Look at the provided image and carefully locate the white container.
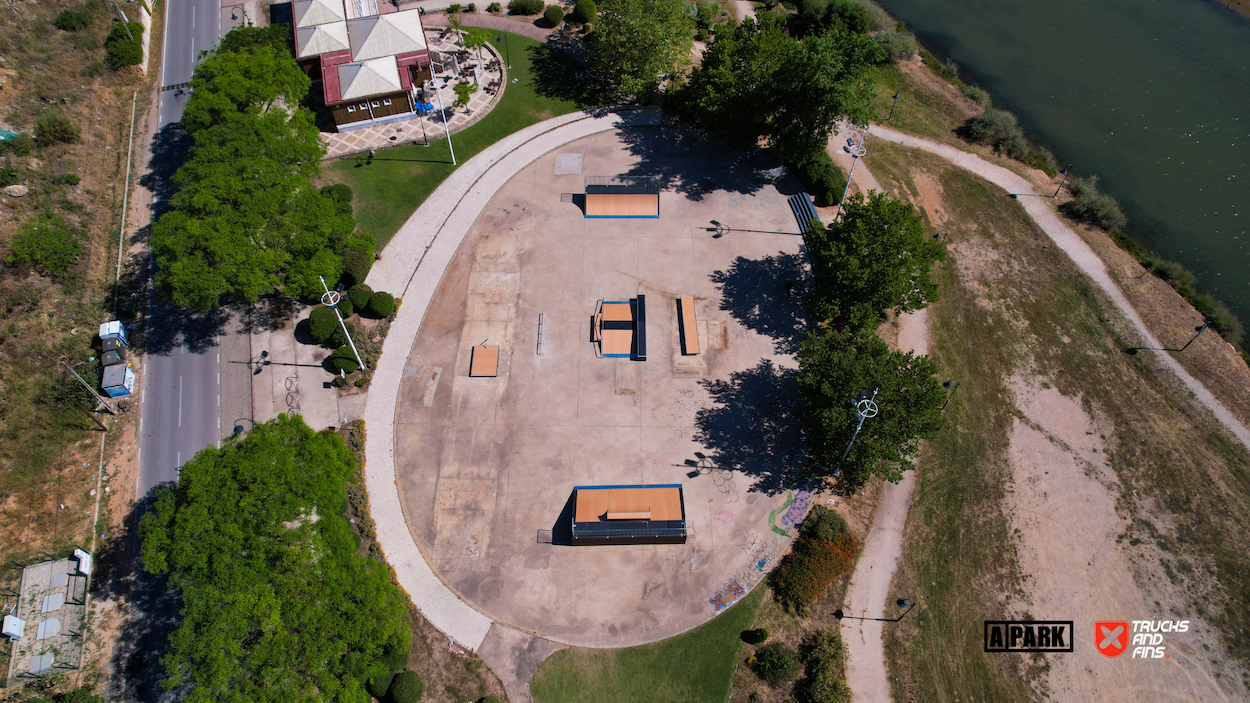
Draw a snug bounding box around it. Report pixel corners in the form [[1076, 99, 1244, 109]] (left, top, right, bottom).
[[101, 365, 136, 398], [98, 320, 129, 346]]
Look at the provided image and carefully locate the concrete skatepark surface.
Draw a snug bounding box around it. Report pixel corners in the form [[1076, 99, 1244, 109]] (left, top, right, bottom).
[[392, 128, 813, 647]]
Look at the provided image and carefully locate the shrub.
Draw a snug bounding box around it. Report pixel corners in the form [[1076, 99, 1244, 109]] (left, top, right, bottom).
[[799, 505, 848, 543], [388, 670, 425, 703], [0, 167, 16, 187], [791, 151, 847, 207], [1060, 175, 1127, 231], [488, 1, 502, 11], [52, 173, 81, 185], [330, 345, 361, 374], [308, 305, 339, 344], [1022, 148, 1058, 177], [81, 59, 107, 77], [748, 693, 764, 703], [2, 132, 34, 156], [340, 247, 374, 288], [796, 629, 850, 703], [34, 112, 81, 145], [330, 320, 357, 348], [321, 183, 354, 215], [336, 296, 354, 318], [448, 3, 462, 12], [544, 4, 564, 25], [960, 107, 1033, 159], [6, 211, 83, 278], [366, 290, 395, 318], [106, 22, 143, 68], [467, 2, 477, 10], [508, 0, 544, 14], [695, 27, 709, 42], [366, 670, 396, 699], [54, 9, 92, 31], [879, 30, 917, 62], [749, 643, 800, 686], [770, 532, 860, 611], [961, 84, 991, 107], [479, 697, 501, 703], [348, 283, 374, 309], [454, 82, 477, 108], [573, 0, 596, 22]]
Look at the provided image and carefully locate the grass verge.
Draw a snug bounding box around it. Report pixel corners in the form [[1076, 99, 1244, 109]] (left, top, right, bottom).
[[325, 32, 579, 248], [530, 586, 764, 703]]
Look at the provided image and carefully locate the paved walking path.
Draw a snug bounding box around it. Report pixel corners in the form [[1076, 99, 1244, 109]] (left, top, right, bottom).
[[362, 108, 661, 662], [871, 125, 1250, 450], [420, 11, 558, 42]]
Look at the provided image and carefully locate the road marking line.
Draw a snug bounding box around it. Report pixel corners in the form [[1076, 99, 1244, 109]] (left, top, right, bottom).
[[217, 353, 220, 363], [217, 416, 221, 429], [218, 394, 220, 407], [178, 376, 183, 428], [192, 6, 195, 29], [217, 372, 220, 385], [139, 417, 143, 433], [137, 447, 141, 464]]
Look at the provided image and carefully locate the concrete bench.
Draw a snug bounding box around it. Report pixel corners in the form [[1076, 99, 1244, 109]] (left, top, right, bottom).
[[678, 296, 699, 355]]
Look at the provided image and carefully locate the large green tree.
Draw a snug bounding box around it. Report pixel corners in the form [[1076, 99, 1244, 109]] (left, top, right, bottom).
[[797, 329, 944, 488], [140, 415, 411, 703], [151, 30, 370, 311], [681, 12, 884, 164], [805, 191, 946, 332], [588, 0, 694, 101]]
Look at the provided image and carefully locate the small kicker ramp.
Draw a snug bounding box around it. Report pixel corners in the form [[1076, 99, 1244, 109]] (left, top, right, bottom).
[[788, 192, 820, 232], [584, 176, 660, 219]]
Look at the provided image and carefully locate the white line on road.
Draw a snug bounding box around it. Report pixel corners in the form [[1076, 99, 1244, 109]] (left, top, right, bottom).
[[139, 417, 143, 433], [217, 372, 220, 385], [192, 6, 196, 29], [178, 376, 184, 428], [137, 447, 141, 463], [217, 353, 220, 363], [218, 416, 221, 429], [217, 394, 220, 407], [191, 39, 196, 66]]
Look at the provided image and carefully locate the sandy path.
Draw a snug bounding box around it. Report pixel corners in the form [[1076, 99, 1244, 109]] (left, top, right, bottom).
[[841, 309, 929, 701], [871, 125, 1250, 453], [829, 129, 883, 197], [731, 0, 757, 22]]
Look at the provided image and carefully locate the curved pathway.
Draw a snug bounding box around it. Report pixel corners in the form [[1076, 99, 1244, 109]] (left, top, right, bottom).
[[420, 11, 558, 42], [870, 125, 1250, 450], [363, 108, 661, 655]]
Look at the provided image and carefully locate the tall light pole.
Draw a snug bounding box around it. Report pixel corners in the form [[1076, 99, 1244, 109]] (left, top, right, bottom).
[[1052, 164, 1073, 198], [497, 34, 511, 69], [434, 85, 456, 165], [887, 90, 900, 121], [318, 276, 365, 373], [834, 388, 878, 477], [834, 125, 869, 221], [941, 379, 961, 411]]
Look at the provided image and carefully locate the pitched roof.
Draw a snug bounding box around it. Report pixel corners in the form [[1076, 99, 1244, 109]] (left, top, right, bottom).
[[347, 11, 427, 62], [343, 0, 380, 20], [296, 21, 350, 58], [337, 57, 403, 101], [293, 0, 346, 28]]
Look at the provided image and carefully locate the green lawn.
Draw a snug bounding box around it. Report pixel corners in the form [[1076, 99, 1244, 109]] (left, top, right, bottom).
[[328, 32, 581, 248], [530, 587, 764, 703]]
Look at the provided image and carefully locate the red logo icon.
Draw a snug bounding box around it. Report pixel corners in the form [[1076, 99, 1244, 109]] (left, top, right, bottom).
[[1096, 621, 1129, 658]]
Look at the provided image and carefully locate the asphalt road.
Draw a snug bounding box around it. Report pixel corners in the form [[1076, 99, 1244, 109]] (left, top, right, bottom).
[[137, 0, 225, 498]]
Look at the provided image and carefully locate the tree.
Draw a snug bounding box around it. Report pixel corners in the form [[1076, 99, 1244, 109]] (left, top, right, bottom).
[[309, 305, 339, 344], [387, 671, 425, 703], [463, 28, 492, 65], [680, 13, 884, 164], [797, 329, 944, 487], [573, 0, 596, 23], [139, 415, 411, 702], [805, 191, 945, 332], [151, 29, 370, 310], [588, 0, 694, 102], [544, 3, 564, 26]]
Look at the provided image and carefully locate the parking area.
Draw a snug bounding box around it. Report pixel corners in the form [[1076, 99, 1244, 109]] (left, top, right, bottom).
[[393, 127, 811, 647]]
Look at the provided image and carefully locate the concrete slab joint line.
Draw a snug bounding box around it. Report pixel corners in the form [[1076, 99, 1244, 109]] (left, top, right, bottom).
[[362, 107, 662, 652], [867, 125, 1250, 453]]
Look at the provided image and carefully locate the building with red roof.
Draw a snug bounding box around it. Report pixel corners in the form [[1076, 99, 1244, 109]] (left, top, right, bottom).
[[293, 0, 432, 130]]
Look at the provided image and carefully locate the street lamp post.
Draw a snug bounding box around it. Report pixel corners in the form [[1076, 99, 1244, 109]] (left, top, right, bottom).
[[834, 125, 869, 221], [835, 598, 916, 622], [1052, 164, 1073, 198], [60, 358, 116, 416], [318, 276, 366, 374], [497, 34, 511, 69], [434, 84, 457, 165], [887, 90, 900, 121], [1125, 322, 1209, 355], [941, 379, 961, 411], [834, 388, 879, 477]]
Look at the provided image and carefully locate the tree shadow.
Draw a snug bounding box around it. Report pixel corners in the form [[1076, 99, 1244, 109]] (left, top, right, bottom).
[[240, 296, 301, 335], [693, 359, 808, 496], [139, 123, 192, 217], [140, 295, 231, 355], [612, 125, 793, 203], [710, 252, 813, 355], [104, 487, 182, 703]]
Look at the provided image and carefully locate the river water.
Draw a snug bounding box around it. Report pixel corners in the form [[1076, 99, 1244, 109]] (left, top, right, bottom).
[[874, 0, 1250, 325]]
